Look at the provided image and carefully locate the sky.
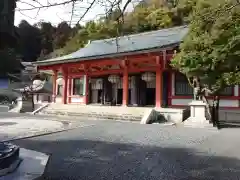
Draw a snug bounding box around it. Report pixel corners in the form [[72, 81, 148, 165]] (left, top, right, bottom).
[[15, 0, 136, 27]]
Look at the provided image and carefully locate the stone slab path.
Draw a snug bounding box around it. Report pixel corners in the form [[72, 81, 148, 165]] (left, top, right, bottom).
[[0, 117, 91, 142]]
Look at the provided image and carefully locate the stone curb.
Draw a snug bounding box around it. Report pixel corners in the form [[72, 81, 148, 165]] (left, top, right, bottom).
[[31, 103, 50, 115], [1, 124, 95, 143]]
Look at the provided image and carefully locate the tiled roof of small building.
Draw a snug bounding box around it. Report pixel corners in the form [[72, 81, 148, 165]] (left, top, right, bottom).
[[35, 25, 188, 65]]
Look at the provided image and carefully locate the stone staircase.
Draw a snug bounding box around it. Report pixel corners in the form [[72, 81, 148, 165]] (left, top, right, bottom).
[[38, 103, 152, 122]]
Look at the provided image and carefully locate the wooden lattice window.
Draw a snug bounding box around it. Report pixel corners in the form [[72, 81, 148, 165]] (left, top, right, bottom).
[[175, 73, 193, 96], [73, 78, 84, 95]]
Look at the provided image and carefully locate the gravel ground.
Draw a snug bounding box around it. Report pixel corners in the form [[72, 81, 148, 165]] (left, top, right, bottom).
[[0, 113, 93, 142], [9, 115, 240, 180]]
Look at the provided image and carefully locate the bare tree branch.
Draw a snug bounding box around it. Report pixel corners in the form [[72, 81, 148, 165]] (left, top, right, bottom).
[[69, 1, 76, 26], [16, 0, 135, 27], [76, 0, 97, 24], [16, 0, 78, 11]]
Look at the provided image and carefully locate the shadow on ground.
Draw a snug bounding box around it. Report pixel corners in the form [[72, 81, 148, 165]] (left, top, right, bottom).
[[13, 138, 240, 180], [218, 121, 240, 129]]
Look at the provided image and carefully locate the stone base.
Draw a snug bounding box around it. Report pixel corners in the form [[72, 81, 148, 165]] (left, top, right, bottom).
[[0, 143, 19, 171], [0, 148, 49, 180], [184, 117, 214, 128], [0, 159, 22, 177], [155, 108, 190, 124]]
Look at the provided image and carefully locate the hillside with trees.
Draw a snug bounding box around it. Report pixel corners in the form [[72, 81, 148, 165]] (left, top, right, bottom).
[[16, 0, 195, 62]]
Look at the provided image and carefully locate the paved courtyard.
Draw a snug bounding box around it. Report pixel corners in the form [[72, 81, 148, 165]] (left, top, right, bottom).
[[0, 112, 93, 141], [0, 112, 237, 180]]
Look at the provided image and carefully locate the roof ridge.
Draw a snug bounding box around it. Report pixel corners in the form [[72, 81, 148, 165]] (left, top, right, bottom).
[[91, 25, 188, 44]]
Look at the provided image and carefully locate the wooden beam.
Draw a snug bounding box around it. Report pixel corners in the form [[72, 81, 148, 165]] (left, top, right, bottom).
[[88, 67, 157, 76]]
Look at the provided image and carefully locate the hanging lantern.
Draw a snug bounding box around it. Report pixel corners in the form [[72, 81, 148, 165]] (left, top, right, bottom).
[[108, 75, 120, 84], [141, 72, 156, 82], [56, 78, 63, 85]]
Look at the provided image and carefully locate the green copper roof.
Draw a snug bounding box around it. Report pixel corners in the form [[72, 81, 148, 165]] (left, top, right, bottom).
[[36, 25, 188, 66]]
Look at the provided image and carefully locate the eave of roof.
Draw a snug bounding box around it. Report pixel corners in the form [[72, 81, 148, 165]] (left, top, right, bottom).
[[35, 25, 188, 66], [35, 43, 180, 66]]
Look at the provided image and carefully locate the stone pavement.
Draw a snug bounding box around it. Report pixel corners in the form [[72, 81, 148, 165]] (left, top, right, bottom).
[[0, 113, 93, 142], [12, 119, 240, 180], [2, 112, 240, 179]]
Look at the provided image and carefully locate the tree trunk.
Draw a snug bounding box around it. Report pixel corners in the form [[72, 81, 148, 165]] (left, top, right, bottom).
[[31, 94, 34, 112], [202, 95, 212, 121], [211, 95, 220, 127], [215, 96, 220, 127]]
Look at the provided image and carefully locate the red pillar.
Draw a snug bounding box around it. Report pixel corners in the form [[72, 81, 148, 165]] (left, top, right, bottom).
[[52, 70, 57, 103], [62, 69, 68, 104], [84, 75, 89, 105], [68, 77, 72, 103], [155, 68, 163, 108], [167, 71, 172, 107], [122, 68, 129, 106]]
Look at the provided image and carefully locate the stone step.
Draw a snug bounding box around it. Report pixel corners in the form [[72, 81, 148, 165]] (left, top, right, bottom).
[[39, 104, 149, 122], [40, 111, 143, 121]]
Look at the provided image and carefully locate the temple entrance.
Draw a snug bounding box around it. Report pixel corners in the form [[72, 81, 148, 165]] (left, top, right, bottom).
[[116, 89, 122, 105], [146, 88, 155, 106], [97, 89, 102, 103], [89, 78, 103, 104], [89, 72, 159, 107]]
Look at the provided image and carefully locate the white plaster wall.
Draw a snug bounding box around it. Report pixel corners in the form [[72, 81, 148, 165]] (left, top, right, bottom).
[[234, 85, 239, 96], [71, 97, 84, 103], [172, 98, 239, 107], [171, 99, 192, 106], [55, 97, 62, 103]]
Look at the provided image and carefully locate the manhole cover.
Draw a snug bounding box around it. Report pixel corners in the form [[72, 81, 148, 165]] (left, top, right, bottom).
[[0, 122, 17, 126]]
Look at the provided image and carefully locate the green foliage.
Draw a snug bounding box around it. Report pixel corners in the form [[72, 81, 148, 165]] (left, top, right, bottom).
[[50, 0, 198, 57], [0, 48, 22, 75], [171, 0, 240, 93], [15, 0, 198, 61], [38, 22, 54, 55], [53, 21, 72, 49], [17, 20, 42, 62], [0, 0, 22, 75], [146, 7, 173, 29]]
